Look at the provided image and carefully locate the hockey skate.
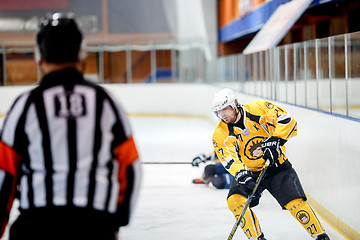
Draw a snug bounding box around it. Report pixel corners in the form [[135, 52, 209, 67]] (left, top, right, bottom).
[[315, 233, 330, 240], [258, 233, 266, 240], [192, 178, 206, 184]]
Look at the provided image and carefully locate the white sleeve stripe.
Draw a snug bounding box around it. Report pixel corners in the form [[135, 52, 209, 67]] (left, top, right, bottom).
[[0, 170, 6, 192], [1, 93, 30, 146], [129, 159, 142, 217], [104, 89, 132, 138], [277, 114, 292, 124], [285, 121, 297, 140], [117, 104, 131, 138]]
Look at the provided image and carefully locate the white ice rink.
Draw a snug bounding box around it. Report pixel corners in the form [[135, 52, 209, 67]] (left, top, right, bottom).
[[120, 117, 347, 240], [0, 116, 348, 240]]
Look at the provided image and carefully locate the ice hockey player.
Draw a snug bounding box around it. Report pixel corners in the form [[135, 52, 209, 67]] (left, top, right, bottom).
[[191, 151, 234, 189], [211, 88, 330, 240], [0, 13, 141, 240]]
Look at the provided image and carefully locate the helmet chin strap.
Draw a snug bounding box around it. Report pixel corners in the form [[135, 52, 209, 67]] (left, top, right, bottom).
[[232, 106, 242, 124]]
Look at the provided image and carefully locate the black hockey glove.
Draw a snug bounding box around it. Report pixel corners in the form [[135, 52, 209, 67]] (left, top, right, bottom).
[[191, 153, 214, 167], [261, 136, 285, 167], [235, 170, 255, 193]]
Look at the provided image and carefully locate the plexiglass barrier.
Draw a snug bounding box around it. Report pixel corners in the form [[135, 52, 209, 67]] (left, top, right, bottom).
[[208, 32, 360, 119]]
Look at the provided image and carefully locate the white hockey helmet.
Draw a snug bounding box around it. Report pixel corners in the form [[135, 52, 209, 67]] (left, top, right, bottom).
[[211, 88, 238, 115]]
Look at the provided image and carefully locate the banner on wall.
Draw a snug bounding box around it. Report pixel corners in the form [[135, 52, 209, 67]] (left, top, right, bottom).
[[0, 0, 68, 10], [243, 0, 312, 54], [239, 0, 265, 17]]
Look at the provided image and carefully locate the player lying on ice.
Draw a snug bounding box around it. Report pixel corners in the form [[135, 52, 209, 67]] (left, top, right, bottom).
[[211, 88, 330, 240], [191, 151, 234, 189]]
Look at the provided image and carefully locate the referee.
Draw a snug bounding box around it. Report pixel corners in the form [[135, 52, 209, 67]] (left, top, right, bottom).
[[0, 13, 141, 240]]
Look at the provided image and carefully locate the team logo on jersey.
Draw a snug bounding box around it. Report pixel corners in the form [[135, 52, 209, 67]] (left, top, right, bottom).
[[244, 136, 265, 161], [243, 128, 250, 136], [265, 101, 274, 109], [296, 210, 310, 225]]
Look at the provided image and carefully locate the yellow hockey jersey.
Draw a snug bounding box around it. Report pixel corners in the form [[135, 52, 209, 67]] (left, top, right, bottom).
[[212, 100, 297, 176]]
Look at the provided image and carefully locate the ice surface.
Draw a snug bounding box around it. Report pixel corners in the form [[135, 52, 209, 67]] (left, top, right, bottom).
[[120, 117, 348, 240], [0, 116, 349, 240]]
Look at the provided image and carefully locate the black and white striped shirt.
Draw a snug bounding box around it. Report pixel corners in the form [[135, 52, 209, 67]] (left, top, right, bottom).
[[0, 68, 141, 232]]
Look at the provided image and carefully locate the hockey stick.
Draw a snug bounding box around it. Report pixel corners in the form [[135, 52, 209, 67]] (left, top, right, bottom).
[[142, 151, 216, 165], [204, 150, 215, 157], [226, 160, 270, 240], [142, 161, 191, 164]]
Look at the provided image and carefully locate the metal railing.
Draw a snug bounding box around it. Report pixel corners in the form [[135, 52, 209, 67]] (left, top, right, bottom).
[[208, 31, 360, 119], [0, 38, 206, 85]]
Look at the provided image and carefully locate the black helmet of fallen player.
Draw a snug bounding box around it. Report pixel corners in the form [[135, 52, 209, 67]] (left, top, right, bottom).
[[36, 12, 84, 63]]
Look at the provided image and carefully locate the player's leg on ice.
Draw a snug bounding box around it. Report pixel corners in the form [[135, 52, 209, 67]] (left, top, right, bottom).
[[227, 194, 265, 240], [266, 164, 330, 240], [205, 163, 233, 189], [192, 164, 215, 185], [285, 198, 330, 240]]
